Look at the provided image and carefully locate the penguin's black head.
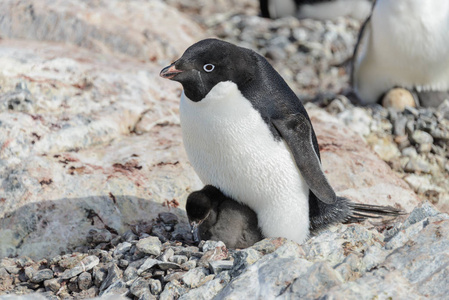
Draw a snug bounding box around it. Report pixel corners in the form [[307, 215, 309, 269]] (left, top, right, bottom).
[[160, 38, 256, 102], [186, 190, 213, 224]]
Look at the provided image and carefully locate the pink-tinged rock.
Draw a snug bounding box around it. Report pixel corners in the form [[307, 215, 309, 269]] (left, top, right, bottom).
[[0, 0, 204, 62], [307, 106, 420, 212], [0, 39, 202, 259]]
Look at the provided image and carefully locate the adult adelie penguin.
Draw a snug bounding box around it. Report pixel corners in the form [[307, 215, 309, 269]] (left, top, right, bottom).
[[160, 38, 399, 244], [259, 0, 372, 21], [352, 0, 449, 106]]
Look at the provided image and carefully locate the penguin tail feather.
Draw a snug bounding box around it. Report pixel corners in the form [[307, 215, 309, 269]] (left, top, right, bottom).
[[345, 201, 405, 224]]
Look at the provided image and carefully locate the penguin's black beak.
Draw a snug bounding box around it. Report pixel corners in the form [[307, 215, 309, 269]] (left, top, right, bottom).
[[160, 62, 183, 80], [190, 221, 202, 243]]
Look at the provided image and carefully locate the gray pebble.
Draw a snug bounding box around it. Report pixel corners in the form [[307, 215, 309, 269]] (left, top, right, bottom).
[[43, 278, 60, 293], [201, 241, 225, 253], [130, 277, 150, 298], [24, 266, 35, 281], [160, 248, 175, 262], [149, 278, 162, 295], [137, 236, 162, 256], [60, 256, 99, 280], [157, 262, 181, 271], [114, 242, 132, 256], [405, 156, 431, 173], [30, 269, 54, 283], [159, 212, 179, 225], [181, 267, 209, 288], [411, 130, 434, 145], [78, 272, 92, 291], [169, 255, 188, 265], [93, 265, 107, 287], [87, 228, 113, 244], [137, 258, 159, 275], [99, 262, 122, 293], [209, 260, 234, 274]]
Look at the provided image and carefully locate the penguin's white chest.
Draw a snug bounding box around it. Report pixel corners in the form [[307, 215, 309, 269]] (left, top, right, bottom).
[[179, 81, 310, 244]]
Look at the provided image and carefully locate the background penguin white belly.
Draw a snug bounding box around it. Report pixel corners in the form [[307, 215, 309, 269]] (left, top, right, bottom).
[[352, 0, 449, 104], [260, 0, 372, 21], [180, 81, 311, 244]]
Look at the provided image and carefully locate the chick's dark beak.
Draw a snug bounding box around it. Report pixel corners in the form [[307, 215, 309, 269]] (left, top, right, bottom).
[[160, 62, 183, 80], [190, 221, 202, 244]]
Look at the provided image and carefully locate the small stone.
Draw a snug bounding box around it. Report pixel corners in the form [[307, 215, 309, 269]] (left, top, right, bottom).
[[157, 262, 181, 271], [230, 248, 263, 277], [139, 290, 157, 300], [44, 278, 60, 293], [181, 259, 197, 271], [149, 278, 162, 295], [68, 276, 80, 293], [201, 241, 226, 253], [124, 266, 139, 282], [16, 257, 33, 268], [130, 277, 150, 298], [393, 115, 408, 136], [78, 272, 92, 291], [174, 246, 200, 257], [99, 262, 123, 294], [411, 130, 434, 145], [382, 88, 416, 111], [418, 143, 432, 153], [30, 269, 54, 283], [118, 259, 129, 269], [114, 242, 132, 256], [137, 236, 162, 256], [159, 212, 179, 225], [164, 271, 186, 282], [93, 265, 108, 287], [4, 265, 20, 275], [60, 256, 99, 279], [401, 146, 418, 157], [160, 248, 175, 262], [100, 280, 127, 296], [122, 230, 139, 242], [137, 258, 159, 275], [87, 228, 113, 244], [405, 156, 431, 173], [209, 260, 234, 274], [24, 266, 36, 280], [169, 255, 188, 265], [181, 267, 209, 288]]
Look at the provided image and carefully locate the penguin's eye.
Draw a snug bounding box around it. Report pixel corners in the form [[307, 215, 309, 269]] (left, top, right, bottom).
[[203, 64, 215, 72]]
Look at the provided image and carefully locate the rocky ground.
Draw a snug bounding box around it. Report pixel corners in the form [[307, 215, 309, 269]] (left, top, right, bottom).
[[1, 0, 448, 299]]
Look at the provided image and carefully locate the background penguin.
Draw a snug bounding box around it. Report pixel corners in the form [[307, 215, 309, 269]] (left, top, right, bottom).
[[186, 185, 263, 249], [352, 0, 449, 106], [259, 0, 372, 21], [160, 38, 401, 245]]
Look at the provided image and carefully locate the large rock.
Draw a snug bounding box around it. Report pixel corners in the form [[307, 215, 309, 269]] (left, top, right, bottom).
[[0, 0, 204, 62], [307, 106, 420, 212], [0, 2, 204, 259]]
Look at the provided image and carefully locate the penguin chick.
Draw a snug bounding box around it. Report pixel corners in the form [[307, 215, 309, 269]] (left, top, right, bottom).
[[352, 0, 449, 106], [186, 185, 264, 249]]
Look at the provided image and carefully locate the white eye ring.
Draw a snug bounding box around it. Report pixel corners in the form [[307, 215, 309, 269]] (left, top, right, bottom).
[[203, 64, 215, 72]]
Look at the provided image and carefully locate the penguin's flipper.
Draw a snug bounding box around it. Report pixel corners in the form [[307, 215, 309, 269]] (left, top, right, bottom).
[[272, 114, 337, 204]]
